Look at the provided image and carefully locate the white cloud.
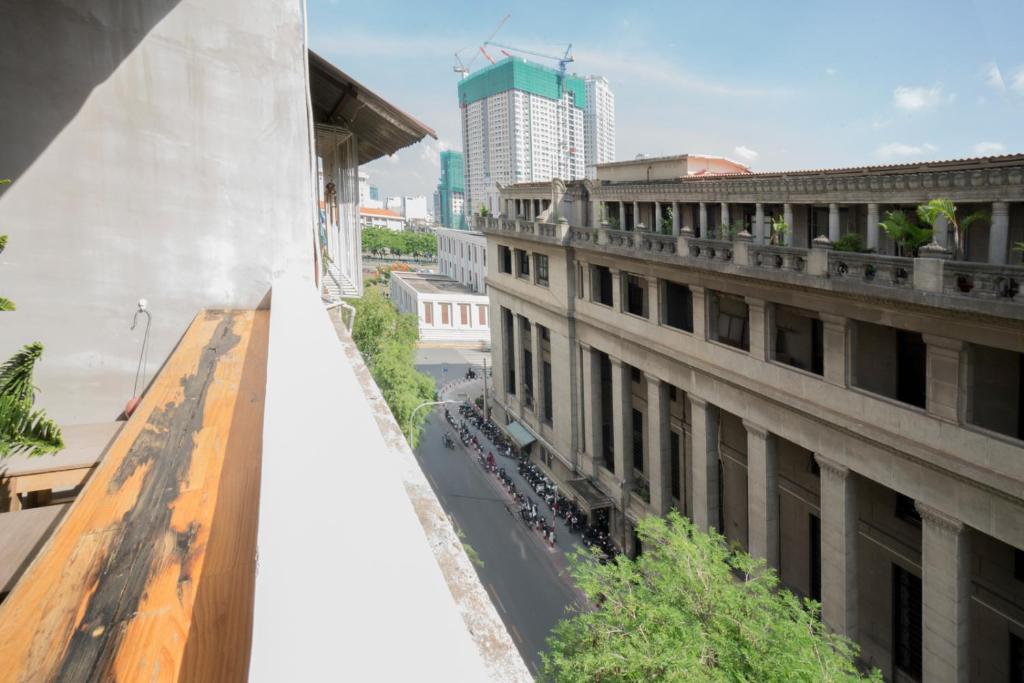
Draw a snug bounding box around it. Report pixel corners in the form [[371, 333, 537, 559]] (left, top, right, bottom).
[[824, 67, 837, 77], [875, 142, 938, 158], [1012, 66, 1024, 94], [984, 63, 1006, 91], [972, 141, 1006, 155], [892, 84, 952, 111], [733, 145, 759, 161]]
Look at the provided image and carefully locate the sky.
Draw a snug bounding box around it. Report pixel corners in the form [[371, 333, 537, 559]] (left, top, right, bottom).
[[309, 0, 1024, 202]]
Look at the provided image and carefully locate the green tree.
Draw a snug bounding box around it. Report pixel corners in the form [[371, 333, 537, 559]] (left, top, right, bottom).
[[879, 210, 932, 257], [350, 287, 435, 446], [544, 512, 881, 683], [769, 215, 790, 246], [0, 180, 64, 457], [361, 227, 388, 258], [915, 198, 986, 260]]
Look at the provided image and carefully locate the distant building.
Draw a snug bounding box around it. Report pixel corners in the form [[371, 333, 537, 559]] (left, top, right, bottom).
[[437, 150, 467, 229], [458, 57, 586, 217], [403, 195, 429, 221], [369, 185, 380, 201], [437, 227, 486, 294], [390, 272, 489, 346], [584, 76, 615, 178], [359, 207, 405, 231]]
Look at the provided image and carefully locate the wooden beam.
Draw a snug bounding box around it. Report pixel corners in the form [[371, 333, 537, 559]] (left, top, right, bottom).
[[0, 309, 268, 682]]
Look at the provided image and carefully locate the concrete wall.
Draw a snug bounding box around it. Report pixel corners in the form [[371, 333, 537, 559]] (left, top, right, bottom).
[[0, 1, 316, 425]]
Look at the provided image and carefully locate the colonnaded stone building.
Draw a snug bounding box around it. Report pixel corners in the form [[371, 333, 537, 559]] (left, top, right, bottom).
[[479, 153, 1024, 683]]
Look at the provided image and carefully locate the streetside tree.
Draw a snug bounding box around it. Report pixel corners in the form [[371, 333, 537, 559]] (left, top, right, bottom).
[[544, 511, 882, 683]]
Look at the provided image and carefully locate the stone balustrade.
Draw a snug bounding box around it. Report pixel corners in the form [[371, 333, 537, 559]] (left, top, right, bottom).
[[942, 261, 1023, 301], [687, 237, 734, 262], [748, 244, 808, 273], [829, 251, 914, 288]]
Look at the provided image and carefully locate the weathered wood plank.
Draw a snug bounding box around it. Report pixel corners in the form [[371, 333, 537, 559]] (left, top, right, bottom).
[[0, 310, 267, 682]]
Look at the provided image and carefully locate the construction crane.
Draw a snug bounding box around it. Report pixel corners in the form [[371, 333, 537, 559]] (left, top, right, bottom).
[[453, 14, 510, 78], [483, 41, 574, 75]]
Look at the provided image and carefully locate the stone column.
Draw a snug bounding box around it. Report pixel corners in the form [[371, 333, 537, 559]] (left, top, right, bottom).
[[531, 321, 543, 417], [591, 200, 601, 228], [609, 266, 622, 312], [745, 297, 769, 361], [654, 201, 662, 233], [916, 502, 970, 683], [989, 201, 1009, 265], [744, 420, 778, 569], [512, 314, 525, 408], [646, 374, 671, 515], [828, 202, 840, 242], [646, 276, 660, 322], [721, 202, 730, 232], [581, 343, 601, 476], [866, 203, 880, 252], [815, 454, 858, 640], [783, 203, 794, 247], [632, 201, 640, 231], [820, 314, 848, 387], [754, 203, 765, 244], [610, 357, 633, 485], [671, 201, 680, 236], [691, 285, 707, 340], [699, 202, 708, 237], [689, 395, 720, 533], [933, 214, 950, 250], [923, 334, 963, 424], [618, 201, 625, 229]]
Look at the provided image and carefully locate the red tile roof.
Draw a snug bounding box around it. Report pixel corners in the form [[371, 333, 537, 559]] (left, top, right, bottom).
[[360, 207, 404, 219]]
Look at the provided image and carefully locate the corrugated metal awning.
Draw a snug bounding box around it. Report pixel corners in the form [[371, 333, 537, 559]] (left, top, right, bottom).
[[506, 421, 535, 449], [566, 478, 613, 511]]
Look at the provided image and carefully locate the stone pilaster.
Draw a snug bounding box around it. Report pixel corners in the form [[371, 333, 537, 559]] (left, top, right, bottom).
[[691, 285, 707, 340], [699, 202, 708, 237], [512, 314, 525, 410], [866, 203, 880, 252], [815, 454, 858, 640], [754, 203, 765, 244], [671, 201, 680, 236], [618, 201, 625, 229], [745, 420, 779, 569], [646, 374, 671, 516], [581, 343, 601, 477], [916, 502, 970, 683], [646, 276, 660, 322], [721, 202, 730, 231], [689, 395, 720, 533], [820, 313, 848, 387], [989, 201, 1009, 265], [632, 201, 640, 232], [828, 202, 840, 242], [531, 321, 543, 418], [654, 201, 661, 233], [610, 357, 633, 485], [745, 297, 769, 362], [923, 334, 963, 424], [609, 266, 622, 312]]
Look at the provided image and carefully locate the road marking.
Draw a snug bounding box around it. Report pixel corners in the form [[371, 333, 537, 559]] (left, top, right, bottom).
[[509, 623, 524, 645], [485, 583, 507, 613]]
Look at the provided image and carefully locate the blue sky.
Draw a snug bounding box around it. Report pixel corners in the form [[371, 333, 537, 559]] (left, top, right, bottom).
[[309, 0, 1024, 201]]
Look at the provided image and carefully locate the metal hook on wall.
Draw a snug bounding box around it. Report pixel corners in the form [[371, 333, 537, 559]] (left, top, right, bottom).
[[126, 299, 152, 417]]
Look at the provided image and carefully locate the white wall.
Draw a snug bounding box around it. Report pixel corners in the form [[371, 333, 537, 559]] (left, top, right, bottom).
[[391, 275, 489, 345], [0, 0, 316, 425], [436, 229, 488, 294]]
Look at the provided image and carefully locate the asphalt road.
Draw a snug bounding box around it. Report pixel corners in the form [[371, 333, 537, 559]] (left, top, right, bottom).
[[415, 350, 583, 679]]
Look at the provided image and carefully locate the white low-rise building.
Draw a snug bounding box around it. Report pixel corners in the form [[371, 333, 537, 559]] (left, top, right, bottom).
[[390, 272, 489, 346], [360, 207, 405, 231], [437, 228, 487, 294]]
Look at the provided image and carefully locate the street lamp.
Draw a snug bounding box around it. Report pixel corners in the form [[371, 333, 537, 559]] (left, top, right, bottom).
[[407, 399, 462, 443]]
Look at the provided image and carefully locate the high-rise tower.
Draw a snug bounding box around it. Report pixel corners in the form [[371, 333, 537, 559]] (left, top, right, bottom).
[[584, 75, 615, 177]]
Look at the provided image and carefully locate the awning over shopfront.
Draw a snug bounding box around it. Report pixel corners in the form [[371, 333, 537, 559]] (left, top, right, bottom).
[[566, 478, 613, 512], [506, 421, 536, 449]]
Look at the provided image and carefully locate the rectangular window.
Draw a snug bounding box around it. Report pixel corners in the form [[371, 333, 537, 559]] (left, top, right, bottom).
[[503, 308, 515, 395], [459, 304, 470, 326], [772, 305, 824, 376], [1011, 633, 1024, 683], [591, 265, 613, 306], [478, 305, 487, 326], [809, 514, 821, 602], [967, 344, 1023, 440], [535, 254, 549, 286], [523, 348, 534, 408], [600, 352, 614, 471], [576, 262, 584, 298], [516, 249, 530, 278], [670, 431, 681, 502], [423, 302, 433, 325], [625, 274, 647, 317], [893, 564, 923, 681], [895, 493, 922, 526], [710, 291, 750, 351], [543, 361, 553, 424], [851, 321, 926, 408], [498, 245, 512, 274], [664, 281, 693, 332], [440, 304, 451, 326], [632, 408, 644, 473]]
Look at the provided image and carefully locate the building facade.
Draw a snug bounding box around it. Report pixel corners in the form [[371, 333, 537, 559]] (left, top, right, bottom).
[[390, 272, 490, 345], [437, 227, 487, 294], [584, 76, 615, 178], [437, 150, 467, 229], [403, 195, 429, 221], [481, 154, 1024, 683], [458, 58, 587, 218], [360, 207, 405, 231]]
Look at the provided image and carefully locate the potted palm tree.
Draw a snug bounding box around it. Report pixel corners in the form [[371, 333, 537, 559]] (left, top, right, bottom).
[[879, 210, 933, 257], [915, 198, 986, 260]]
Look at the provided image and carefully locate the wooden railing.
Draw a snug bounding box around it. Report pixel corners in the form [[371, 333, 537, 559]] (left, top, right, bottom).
[[0, 310, 268, 681]]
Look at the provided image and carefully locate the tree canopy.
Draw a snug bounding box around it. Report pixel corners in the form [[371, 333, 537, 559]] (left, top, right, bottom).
[[544, 511, 881, 682], [350, 287, 435, 446], [361, 227, 437, 259]]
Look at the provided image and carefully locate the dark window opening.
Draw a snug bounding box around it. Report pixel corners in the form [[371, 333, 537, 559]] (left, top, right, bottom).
[[664, 281, 694, 332], [1011, 633, 1024, 683], [893, 564, 923, 681], [968, 344, 1023, 440], [503, 308, 515, 394], [851, 321, 926, 409], [809, 514, 822, 602], [535, 254, 549, 286], [516, 249, 530, 278], [896, 330, 927, 408], [773, 305, 824, 375], [1015, 548, 1024, 582], [523, 348, 534, 408], [710, 292, 749, 351], [599, 352, 614, 471], [543, 361, 553, 424], [895, 493, 921, 527], [670, 431, 681, 502], [631, 367, 641, 383], [625, 273, 647, 317], [592, 265, 613, 306], [498, 246, 512, 274], [632, 408, 644, 473]]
